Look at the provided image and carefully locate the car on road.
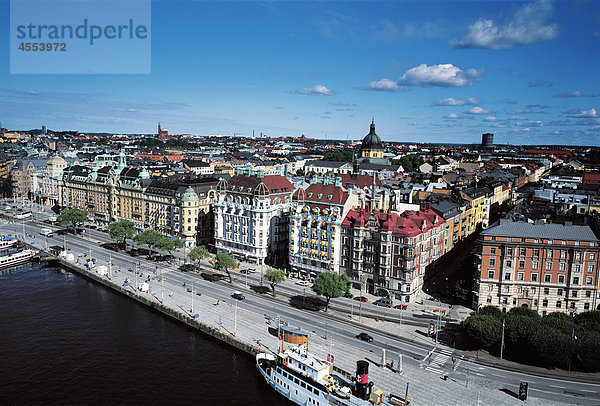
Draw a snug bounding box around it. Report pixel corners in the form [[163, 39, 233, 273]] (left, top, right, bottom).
[[393, 304, 408, 310], [353, 296, 368, 302], [356, 332, 373, 342], [240, 269, 249, 274], [296, 280, 311, 287], [43, 219, 52, 224], [232, 291, 245, 300]]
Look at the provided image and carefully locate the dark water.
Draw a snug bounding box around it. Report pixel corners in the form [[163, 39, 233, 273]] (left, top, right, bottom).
[[0, 263, 288, 405]]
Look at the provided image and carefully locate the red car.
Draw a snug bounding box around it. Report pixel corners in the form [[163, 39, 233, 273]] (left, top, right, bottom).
[[354, 296, 368, 302], [43, 219, 51, 224], [393, 304, 408, 310]]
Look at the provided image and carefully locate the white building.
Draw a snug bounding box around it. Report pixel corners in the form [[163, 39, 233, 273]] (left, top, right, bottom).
[[289, 176, 359, 278], [214, 168, 295, 268]]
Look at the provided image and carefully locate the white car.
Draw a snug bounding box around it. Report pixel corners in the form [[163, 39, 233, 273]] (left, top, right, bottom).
[[296, 280, 311, 287]]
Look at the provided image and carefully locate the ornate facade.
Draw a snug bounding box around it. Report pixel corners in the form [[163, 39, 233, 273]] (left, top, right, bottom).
[[213, 168, 294, 267]]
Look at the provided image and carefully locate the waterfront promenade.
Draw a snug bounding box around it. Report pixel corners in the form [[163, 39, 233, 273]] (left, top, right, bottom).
[[1, 215, 598, 405]]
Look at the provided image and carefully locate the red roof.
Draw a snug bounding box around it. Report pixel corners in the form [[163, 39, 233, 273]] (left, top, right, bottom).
[[338, 174, 383, 189], [292, 182, 349, 210], [341, 208, 444, 237], [583, 172, 600, 185]]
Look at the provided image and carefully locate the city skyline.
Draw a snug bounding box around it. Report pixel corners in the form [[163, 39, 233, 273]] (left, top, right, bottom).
[[1, 0, 599, 145]]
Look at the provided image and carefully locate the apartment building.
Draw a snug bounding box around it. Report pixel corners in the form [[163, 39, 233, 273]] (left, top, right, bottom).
[[213, 168, 295, 268], [475, 220, 600, 315], [288, 176, 359, 278], [340, 207, 445, 302], [58, 154, 218, 247]]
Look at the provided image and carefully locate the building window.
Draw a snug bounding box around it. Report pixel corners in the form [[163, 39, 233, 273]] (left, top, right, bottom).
[[544, 287, 550, 294], [503, 286, 510, 293], [542, 299, 548, 307], [586, 276, 593, 285], [558, 275, 565, 284], [531, 273, 538, 282], [556, 301, 562, 308], [489, 258, 496, 266], [588, 264, 595, 273], [488, 285, 494, 291], [584, 303, 590, 310], [506, 260, 512, 268], [486, 297, 492, 303], [560, 251, 566, 259], [517, 286, 523, 294], [531, 287, 536, 295], [488, 270, 494, 279], [532, 261, 539, 269], [547, 250, 552, 258], [557, 289, 563, 296], [506, 248, 513, 256], [544, 274, 551, 283], [573, 277, 579, 285], [534, 249, 540, 257], [519, 260, 525, 269], [545, 262, 552, 270], [491, 247, 496, 255], [517, 272, 524, 281], [520, 248, 526, 256], [575, 252, 582, 261], [559, 263, 565, 271], [574, 264, 581, 273], [591, 253, 596, 260], [572, 290, 578, 298], [504, 273, 511, 281], [586, 290, 592, 298], [570, 302, 576, 309]]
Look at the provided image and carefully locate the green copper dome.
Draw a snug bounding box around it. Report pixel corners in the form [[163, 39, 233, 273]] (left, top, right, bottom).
[[181, 186, 199, 202]]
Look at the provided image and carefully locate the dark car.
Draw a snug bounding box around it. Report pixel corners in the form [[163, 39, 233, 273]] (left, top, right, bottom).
[[356, 332, 373, 342], [354, 296, 368, 302], [43, 219, 51, 224], [232, 291, 245, 300]]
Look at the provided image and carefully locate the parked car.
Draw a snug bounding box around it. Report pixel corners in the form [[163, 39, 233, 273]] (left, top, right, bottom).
[[374, 298, 393, 308], [232, 291, 245, 300], [354, 296, 368, 302], [296, 280, 311, 287], [356, 332, 373, 342], [393, 304, 408, 310], [43, 219, 52, 224]]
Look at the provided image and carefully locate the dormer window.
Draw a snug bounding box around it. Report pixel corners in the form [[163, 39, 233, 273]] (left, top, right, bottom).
[[327, 195, 332, 200], [307, 193, 313, 198], [318, 194, 322, 199]]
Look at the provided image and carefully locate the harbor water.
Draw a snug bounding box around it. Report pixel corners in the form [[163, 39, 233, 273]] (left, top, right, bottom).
[[0, 262, 288, 405]]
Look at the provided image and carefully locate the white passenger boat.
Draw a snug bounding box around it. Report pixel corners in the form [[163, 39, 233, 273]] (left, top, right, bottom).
[[0, 249, 38, 268], [257, 344, 396, 406], [0, 237, 18, 249]]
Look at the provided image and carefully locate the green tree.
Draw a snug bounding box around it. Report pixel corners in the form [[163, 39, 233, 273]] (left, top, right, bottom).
[[312, 272, 351, 312], [295, 168, 304, 176], [264, 268, 286, 296], [391, 154, 423, 172], [57, 208, 88, 233], [478, 305, 504, 319], [108, 219, 136, 250], [133, 229, 163, 259], [542, 312, 574, 334], [462, 314, 502, 350], [188, 245, 211, 271], [214, 251, 238, 283], [155, 237, 184, 262]]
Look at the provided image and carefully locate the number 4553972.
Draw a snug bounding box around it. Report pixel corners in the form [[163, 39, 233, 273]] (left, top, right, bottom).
[[18, 42, 66, 52]]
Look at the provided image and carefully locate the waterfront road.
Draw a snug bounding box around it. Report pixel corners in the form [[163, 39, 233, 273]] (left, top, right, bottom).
[[3, 218, 600, 404]]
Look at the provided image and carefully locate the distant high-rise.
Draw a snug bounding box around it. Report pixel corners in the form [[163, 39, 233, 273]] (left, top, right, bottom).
[[42, 126, 47, 136], [482, 133, 494, 148]]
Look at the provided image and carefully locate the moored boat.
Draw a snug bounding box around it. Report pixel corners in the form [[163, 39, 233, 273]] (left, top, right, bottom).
[[0, 249, 38, 268]]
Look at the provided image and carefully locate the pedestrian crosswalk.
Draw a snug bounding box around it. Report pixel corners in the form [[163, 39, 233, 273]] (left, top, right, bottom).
[[425, 348, 453, 375]]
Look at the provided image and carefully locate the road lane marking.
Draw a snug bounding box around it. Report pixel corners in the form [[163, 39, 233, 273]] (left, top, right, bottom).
[[549, 385, 566, 389], [581, 390, 596, 393]]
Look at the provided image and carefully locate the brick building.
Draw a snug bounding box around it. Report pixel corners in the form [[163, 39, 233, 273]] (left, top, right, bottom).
[[475, 220, 600, 315]]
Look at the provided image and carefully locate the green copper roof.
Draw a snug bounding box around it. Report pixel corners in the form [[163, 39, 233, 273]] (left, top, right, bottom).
[[181, 186, 199, 202]]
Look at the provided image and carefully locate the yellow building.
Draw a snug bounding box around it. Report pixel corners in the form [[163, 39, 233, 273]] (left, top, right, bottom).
[[460, 188, 487, 230], [58, 155, 218, 248]]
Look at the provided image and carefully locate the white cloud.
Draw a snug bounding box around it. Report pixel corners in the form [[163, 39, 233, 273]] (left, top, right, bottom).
[[26, 90, 39, 95], [566, 108, 597, 118], [445, 113, 459, 119], [553, 90, 599, 98], [451, 0, 559, 50], [484, 116, 497, 122], [399, 64, 484, 87], [127, 108, 137, 112], [465, 107, 492, 115], [295, 85, 335, 96], [434, 97, 479, 106], [363, 79, 408, 93]]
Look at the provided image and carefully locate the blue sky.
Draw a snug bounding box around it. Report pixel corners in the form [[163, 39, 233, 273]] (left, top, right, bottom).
[[1, 0, 599, 145]]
